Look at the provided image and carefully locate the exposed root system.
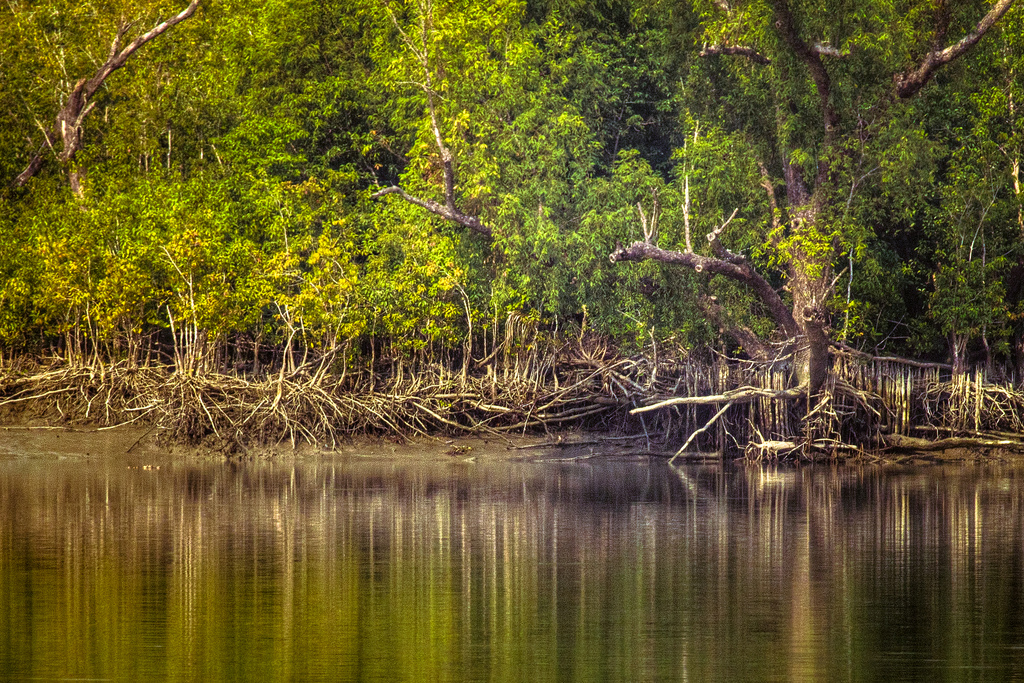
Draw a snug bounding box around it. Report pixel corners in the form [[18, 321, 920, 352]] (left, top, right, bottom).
[[0, 344, 664, 449], [2, 342, 1023, 460]]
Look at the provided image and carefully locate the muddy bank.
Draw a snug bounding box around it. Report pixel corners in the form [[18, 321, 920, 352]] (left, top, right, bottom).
[[4, 422, 1024, 468], [0, 423, 672, 466]]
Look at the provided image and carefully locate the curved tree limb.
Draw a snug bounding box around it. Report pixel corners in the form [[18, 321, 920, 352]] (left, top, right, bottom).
[[609, 238, 801, 340], [13, 0, 202, 190], [896, 0, 1016, 98], [611, 202, 799, 342]]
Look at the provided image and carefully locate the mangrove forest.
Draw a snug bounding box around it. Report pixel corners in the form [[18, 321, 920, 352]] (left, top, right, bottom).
[[3, 0, 1024, 457]]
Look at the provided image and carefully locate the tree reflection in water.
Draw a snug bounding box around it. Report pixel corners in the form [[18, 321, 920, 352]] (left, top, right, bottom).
[[1, 456, 1023, 680]]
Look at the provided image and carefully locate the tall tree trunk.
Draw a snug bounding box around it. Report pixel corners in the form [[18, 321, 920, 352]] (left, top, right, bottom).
[[950, 332, 969, 375]]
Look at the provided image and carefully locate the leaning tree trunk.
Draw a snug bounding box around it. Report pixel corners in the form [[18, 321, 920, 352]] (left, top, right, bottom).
[[12, 0, 201, 194], [638, 0, 1016, 403]]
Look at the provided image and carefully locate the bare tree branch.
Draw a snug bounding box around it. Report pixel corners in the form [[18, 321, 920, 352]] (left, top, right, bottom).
[[705, 208, 740, 261], [609, 238, 801, 340], [372, 0, 491, 237], [13, 0, 202, 190], [896, 0, 1016, 98], [699, 45, 770, 64], [637, 190, 659, 243], [371, 186, 492, 236], [812, 43, 848, 58]]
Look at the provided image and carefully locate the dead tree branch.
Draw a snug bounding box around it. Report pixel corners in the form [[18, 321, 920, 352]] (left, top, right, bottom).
[[14, 0, 202, 191], [699, 45, 770, 64], [812, 43, 848, 58], [632, 384, 807, 414], [896, 0, 1016, 98], [371, 0, 492, 237]]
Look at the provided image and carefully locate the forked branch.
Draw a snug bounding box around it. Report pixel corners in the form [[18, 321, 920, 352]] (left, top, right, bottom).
[[637, 190, 660, 243], [896, 0, 1016, 98], [14, 0, 202, 189], [371, 0, 492, 237]]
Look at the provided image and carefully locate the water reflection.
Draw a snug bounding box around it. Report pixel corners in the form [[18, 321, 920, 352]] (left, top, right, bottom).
[[2, 454, 1024, 681]]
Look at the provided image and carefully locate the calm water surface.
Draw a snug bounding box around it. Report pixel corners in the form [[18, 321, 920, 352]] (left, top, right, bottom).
[[2, 436, 1024, 681]]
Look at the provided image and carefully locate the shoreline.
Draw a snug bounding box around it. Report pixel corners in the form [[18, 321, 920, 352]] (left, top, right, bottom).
[[0, 421, 661, 464], [3, 422, 1023, 467], [3, 357, 1024, 462]]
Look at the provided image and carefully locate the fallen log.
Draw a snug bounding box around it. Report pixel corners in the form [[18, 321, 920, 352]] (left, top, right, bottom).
[[632, 384, 806, 415], [910, 426, 1024, 440], [882, 433, 1024, 452]]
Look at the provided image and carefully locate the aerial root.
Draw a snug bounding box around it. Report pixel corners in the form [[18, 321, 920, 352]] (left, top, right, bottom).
[[670, 400, 734, 463], [3, 350, 1023, 459], [0, 351, 664, 448]]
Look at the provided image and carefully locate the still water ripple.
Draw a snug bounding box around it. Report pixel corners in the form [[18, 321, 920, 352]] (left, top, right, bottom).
[[1, 453, 1024, 681]]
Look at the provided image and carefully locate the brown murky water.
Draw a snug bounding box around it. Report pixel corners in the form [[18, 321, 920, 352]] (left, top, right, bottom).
[[2, 429, 1024, 681]]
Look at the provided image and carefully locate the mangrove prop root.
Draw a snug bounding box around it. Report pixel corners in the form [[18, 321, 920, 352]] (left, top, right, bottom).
[[0, 350, 664, 446], [1, 345, 1022, 459], [670, 400, 734, 463]]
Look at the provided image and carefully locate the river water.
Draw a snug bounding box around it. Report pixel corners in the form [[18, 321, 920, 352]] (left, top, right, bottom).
[[1, 433, 1024, 681]]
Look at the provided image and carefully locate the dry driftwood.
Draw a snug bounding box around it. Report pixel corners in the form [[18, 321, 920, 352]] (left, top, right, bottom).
[[882, 433, 1024, 453], [632, 385, 806, 414]]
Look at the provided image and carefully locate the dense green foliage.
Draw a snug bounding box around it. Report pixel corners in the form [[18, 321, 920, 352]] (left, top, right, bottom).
[[1, 0, 1022, 372]]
